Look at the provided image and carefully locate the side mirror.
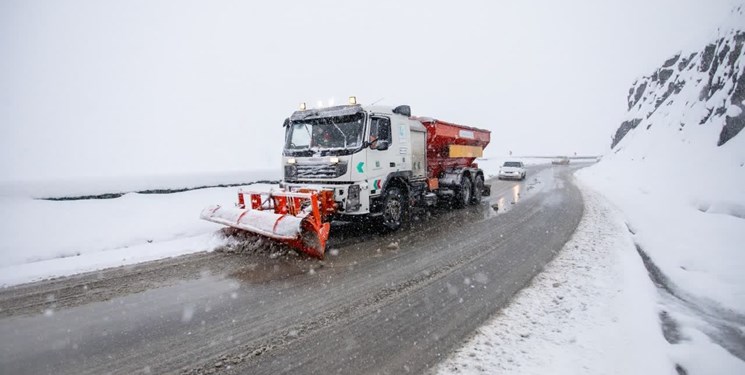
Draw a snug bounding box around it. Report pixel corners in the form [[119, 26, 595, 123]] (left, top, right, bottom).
[[392, 105, 411, 117], [375, 140, 390, 151]]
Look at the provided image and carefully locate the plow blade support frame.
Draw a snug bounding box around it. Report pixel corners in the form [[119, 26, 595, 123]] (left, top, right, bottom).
[[200, 205, 304, 241]]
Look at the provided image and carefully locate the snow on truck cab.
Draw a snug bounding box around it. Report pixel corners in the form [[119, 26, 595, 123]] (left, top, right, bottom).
[[201, 98, 491, 259]]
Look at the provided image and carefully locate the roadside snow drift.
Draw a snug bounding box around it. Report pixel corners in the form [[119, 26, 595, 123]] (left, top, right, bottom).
[[0, 182, 276, 287], [437, 187, 673, 375]]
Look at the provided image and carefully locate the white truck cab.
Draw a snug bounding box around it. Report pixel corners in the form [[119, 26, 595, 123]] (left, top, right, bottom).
[[280, 104, 426, 222]]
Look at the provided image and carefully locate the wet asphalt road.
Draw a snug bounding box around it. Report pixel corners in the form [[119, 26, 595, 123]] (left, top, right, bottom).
[[0, 165, 585, 375]]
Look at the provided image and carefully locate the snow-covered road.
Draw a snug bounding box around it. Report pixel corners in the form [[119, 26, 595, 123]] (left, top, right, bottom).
[[3, 160, 741, 374], [0, 164, 585, 374]]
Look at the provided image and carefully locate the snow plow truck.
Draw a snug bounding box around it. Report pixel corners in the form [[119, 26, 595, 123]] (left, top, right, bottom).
[[201, 98, 491, 259]]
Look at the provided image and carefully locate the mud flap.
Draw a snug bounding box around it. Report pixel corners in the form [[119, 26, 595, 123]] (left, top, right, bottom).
[[482, 184, 491, 197]]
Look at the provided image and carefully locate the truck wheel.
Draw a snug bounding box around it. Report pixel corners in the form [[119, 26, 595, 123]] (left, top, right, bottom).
[[470, 175, 484, 205], [455, 176, 472, 208], [380, 187, 406, 231]]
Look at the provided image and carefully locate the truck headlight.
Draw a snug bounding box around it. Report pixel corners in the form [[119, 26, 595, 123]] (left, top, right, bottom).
[[335, 162, 348, 177], [329, 156, 339, 164], [347, 184, 361, 212], [284, 165, 297, 180], [287, 158, 296, 164]]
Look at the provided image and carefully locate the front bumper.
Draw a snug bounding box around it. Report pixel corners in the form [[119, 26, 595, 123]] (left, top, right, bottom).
[[498, 172, 523, 179], [280, 182, 366, 214]]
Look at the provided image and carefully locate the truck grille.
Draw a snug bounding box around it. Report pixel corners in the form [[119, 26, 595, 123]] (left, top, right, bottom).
[[286, 163, 348, 180]]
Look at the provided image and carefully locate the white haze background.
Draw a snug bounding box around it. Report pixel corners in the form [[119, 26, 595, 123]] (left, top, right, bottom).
[[0, 0, 737, 183]]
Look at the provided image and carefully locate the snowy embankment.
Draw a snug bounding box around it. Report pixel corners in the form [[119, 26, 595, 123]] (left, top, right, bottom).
[[437, 185, 673, 374], [441, 9, 745, 374], [578, 166, 745, 374], [437, 180, 745, 375], [0, 171, 279, 287], [579, 11, 745, 372]]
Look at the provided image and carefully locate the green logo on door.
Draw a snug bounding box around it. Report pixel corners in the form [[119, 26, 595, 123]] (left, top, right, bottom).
[[356, 162, 364, 173]]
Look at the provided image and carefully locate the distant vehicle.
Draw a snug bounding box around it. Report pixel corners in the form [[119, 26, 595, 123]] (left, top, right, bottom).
[[498, 161, 526, 180], [552, 157, 570, 165]]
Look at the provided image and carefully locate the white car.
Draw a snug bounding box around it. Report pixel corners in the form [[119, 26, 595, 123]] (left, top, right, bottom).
[[498, 161, 526, 180]]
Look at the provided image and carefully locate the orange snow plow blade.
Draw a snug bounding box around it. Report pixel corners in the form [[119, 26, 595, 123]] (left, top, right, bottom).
[[200, 189, 335, 259]]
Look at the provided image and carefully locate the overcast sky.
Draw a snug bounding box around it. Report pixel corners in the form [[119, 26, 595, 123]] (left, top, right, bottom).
[[0, 0, 738, 182]]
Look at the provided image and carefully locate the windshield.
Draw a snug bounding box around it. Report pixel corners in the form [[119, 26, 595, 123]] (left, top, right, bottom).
[[503, 161, 522, 167], [285, 114, 364, 152]]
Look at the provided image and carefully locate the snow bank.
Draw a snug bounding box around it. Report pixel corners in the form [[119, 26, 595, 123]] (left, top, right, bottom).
[[579, 13, 745, 313], [0, 183, 276, 286], [581, 155, 745, 312], [437, 186, 671, 375]]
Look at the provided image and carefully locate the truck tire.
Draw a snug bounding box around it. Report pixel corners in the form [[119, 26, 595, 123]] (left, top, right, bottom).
[[455, 176, 472, 208], [380, 187, 406, 232], [470, 175, 484, 205]]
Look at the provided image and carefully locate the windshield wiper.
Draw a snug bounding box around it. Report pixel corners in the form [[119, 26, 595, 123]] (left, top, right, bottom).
[[330, 119, 348, 149]]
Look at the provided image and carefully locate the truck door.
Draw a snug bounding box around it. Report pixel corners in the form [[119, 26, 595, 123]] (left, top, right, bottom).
[[410, 128, 426, 179], [367, 116, 396, 195]]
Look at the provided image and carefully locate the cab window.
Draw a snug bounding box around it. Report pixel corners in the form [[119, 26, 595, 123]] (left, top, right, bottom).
[[369, 117, 392, 144]]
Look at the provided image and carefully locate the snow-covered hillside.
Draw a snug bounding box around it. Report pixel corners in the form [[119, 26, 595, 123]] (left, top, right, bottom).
[[579, 6, 745, 373], [585, 6, 745, 310], [612, 7, 745, 151]]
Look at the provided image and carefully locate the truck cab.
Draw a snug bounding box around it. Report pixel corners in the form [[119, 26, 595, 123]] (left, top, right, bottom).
[[281, 104, 425, 221]]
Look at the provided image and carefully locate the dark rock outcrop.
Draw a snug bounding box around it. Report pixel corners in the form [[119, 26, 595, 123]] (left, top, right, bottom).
[[611, 22, 745, 149], [719, 110, 745, 146], [612, 119, 642, 148]]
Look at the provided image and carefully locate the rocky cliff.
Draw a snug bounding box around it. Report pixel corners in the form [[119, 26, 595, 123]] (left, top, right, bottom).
[[612, 6, 745, 149]]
